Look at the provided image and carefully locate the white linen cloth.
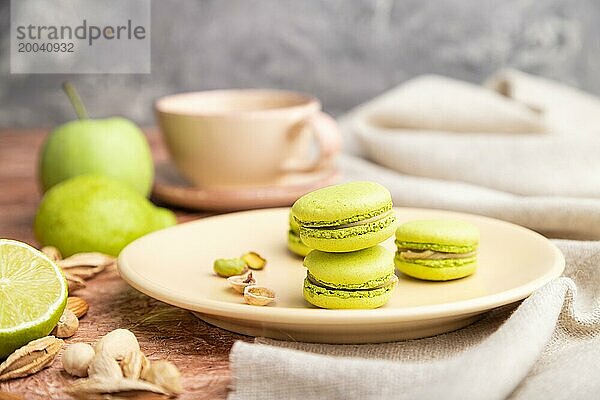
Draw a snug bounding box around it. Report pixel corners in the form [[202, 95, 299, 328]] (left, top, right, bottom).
[[227, 71, 600, 399], [340, 155, 600, 239], [342, 70, 600, 198], [337, 70, 600, 239]]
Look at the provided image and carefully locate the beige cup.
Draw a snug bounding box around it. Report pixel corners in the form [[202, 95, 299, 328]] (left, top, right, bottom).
[[155, 89, 342, 188]]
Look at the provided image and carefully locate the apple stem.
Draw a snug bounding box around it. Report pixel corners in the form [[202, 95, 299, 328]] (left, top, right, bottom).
[[62, 81, 89, 120]]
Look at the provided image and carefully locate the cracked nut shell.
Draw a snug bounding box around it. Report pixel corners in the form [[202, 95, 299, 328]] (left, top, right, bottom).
[[243, 286, 275, 306]]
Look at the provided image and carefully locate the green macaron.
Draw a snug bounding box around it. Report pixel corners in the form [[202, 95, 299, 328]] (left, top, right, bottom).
[[288, 211, 312, 257], [394, 219, 480, 281], [291, 181, 397, 253], [303, 245, 398, 309]]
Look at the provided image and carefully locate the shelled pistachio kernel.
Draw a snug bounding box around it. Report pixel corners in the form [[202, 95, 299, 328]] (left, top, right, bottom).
[[213, 258, 247, 277], [241, 252, 266, 270]]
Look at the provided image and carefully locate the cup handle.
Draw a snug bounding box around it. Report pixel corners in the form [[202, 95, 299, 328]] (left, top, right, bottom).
[[285, 111, 342, 172]]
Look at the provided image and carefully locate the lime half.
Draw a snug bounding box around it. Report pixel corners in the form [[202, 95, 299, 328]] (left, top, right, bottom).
[[0, 239, 67, 358]]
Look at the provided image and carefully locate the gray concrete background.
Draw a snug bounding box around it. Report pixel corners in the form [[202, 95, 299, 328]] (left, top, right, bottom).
[[1, 0, 599, 128]]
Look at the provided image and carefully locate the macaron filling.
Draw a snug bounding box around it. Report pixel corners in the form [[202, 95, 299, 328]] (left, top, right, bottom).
[[300, 208, 393, 229], [306, 271, 398, 291], [395, 253, 476, 268], [304, 274, 399, 298], [395, 240, 477, 254], [397, 248, 477, 260], [300, 212, 396, 240], [396, 246, 477, 268]]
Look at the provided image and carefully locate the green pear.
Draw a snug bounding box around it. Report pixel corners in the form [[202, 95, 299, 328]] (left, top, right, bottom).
[[35, 174, 176, 257], [39, 82, 153, 197]]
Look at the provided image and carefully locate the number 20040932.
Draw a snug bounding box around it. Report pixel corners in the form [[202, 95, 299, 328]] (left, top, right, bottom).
[[17, 42, 74, 53]]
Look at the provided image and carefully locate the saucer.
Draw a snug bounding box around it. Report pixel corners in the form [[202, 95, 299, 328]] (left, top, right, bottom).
[[152, 161, 342, 211]]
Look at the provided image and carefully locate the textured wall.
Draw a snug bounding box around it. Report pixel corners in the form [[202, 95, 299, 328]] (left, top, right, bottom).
[[1, 0, 598, 127]]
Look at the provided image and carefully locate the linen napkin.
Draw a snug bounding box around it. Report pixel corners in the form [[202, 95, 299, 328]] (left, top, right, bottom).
[[229, 240, 600, 400], [340, 155, 600, 239], [341, 70, 600, 199], [336, 70, 600, 239]]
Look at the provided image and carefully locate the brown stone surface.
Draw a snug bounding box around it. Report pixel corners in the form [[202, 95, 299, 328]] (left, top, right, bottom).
[[0, 129, 249, 399]]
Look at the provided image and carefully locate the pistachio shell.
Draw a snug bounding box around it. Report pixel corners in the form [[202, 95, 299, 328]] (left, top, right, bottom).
[[243, 286, 275, 306], [227, 272, 256, 294]]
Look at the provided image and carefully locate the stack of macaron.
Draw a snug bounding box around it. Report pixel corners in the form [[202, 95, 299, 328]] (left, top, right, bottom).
[[394, 219, 480, 281], [291, 181, 399, 309]]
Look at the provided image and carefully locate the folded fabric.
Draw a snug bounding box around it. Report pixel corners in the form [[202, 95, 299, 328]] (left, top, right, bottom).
[[366, 74, 545, 133], [340, 70, 600, 198], [228, 240, 600, 400], [485, 69, 600, 133], [340, 155, 600, 239]]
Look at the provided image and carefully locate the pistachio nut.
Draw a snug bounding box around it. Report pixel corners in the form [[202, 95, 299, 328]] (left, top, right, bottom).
[[213, 258, 247, 277], [241, 252, 267, 270]]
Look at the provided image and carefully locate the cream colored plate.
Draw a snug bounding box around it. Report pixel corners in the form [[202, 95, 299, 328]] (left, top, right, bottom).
[[118, 208, 565, 343]]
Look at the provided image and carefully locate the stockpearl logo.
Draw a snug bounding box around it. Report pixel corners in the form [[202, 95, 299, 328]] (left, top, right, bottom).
[[11, 0, 151, 74]]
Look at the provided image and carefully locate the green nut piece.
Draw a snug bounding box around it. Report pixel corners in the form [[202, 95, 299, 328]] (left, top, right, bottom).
[[241, 252, 267, 270], [213, 258, 248, 277]]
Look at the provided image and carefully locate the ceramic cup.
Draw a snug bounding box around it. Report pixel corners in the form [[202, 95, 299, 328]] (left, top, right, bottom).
[[155, 89, 342, 188]]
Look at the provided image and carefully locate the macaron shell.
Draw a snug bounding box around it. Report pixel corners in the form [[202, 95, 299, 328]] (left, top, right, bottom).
[[300, 215, 397, 252], [292, 181, 393, 226], [287, 231, 312, 257], [395, 219, 479, 252], [304, 246, 395, 289], [303, 277, 397, 309], [395, 258, 477, 281]]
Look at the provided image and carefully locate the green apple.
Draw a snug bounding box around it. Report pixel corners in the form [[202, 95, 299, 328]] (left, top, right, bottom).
[[39, 82, 154, 197]]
